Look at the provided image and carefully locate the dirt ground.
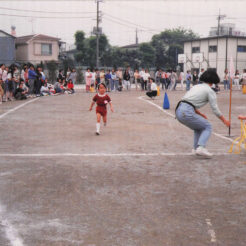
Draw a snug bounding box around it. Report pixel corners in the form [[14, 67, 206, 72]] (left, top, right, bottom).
[[0, 87, 245, 246]]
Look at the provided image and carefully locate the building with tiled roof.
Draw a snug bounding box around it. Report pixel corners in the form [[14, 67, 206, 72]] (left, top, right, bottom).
[[16, 34, 62, 64]]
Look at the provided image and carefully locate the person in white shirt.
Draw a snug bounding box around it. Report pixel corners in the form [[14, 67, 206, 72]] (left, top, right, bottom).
[[0, 64, 5, 80], [234, 70, 241, 90], [85, 68, 92, 92], [242, 69, 246, 92], [179, 71, 185, 90], [146, 78, 157, 98], [198, 68, 204, 84], [175, 69, 230, 158], [143, 69, 150, 90], [139, 68, 145, 90]]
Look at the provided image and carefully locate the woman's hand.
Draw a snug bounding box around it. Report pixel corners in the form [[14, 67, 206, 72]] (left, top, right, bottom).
[[219, 115, 230, 127], [223, 119, 230, 127]]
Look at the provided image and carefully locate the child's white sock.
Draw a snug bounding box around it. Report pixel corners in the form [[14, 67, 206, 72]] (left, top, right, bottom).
[[96, 123, 100, 133]]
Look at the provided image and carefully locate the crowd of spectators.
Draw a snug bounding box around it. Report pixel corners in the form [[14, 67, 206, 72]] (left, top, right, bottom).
[[84, 67, 180, 93], [1, 63, 244, 105], [0, 64, 76, 104]]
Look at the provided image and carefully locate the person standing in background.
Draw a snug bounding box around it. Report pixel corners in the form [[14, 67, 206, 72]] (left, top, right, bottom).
[[234, 70, 240, 90], [179, 70, 185, 90], [85, 68, 92, 93], [186, 70, 192, 91], [223, 69, 229, 90], [198, 68, 204, 84]]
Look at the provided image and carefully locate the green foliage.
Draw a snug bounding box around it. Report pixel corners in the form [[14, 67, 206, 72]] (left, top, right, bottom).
[[139, 43, 155, 68], [46, 60, 58, 83], [72, 27, 199, 69], [74, 31, 86, 64], [75, 31, 85, 48], [76, 68, 84, 84], [151, 27, 199, 68], [62, 58, 74, 75]]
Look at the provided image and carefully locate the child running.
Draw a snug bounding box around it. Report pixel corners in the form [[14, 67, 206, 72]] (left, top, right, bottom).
[[89, 83, 114, 135]]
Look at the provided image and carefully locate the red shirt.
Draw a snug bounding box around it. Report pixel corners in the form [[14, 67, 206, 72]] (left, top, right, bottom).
[[67, 82, 74, 89], [93, 93, 111, 108]]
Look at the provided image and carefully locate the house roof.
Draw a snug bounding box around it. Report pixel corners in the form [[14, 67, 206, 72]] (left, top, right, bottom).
[[183, 35, 246, 43], [16, 34, 60, 45], [120, 43, 140, 49], [0, 30, 16, 39]]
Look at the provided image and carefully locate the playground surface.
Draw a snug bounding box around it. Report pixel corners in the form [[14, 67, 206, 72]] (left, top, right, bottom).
[[0, 88, 245, 246]]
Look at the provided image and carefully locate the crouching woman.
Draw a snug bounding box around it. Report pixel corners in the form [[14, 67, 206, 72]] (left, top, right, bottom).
[[146, 78, 157, 99], [175, 69, 230, 158]]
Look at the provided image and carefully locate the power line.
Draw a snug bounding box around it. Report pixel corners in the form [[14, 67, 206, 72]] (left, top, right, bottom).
[[0, 6, 95, 14], [103, 12, 160, 32], [0, 13, 94, 19], [114, 2, 217, 18], [103, 16, 157, 34]]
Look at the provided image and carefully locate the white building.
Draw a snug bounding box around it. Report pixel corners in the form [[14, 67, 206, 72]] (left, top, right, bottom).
[[182, 35, 246, 79]]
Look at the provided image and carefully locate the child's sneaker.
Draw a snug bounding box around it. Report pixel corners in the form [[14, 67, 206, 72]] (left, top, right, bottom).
[[96, 132, 100, 135], [104, 122, 107, 126], [196, 146, 213, 158]]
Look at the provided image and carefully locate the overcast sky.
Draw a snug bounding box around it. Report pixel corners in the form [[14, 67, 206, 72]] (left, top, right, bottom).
[[1, 0, 246, 49]]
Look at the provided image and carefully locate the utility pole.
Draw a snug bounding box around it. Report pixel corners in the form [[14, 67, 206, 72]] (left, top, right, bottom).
[[96, 0, 102, 68], [217, 9, 226, 36], [136, 28, 139, 45]]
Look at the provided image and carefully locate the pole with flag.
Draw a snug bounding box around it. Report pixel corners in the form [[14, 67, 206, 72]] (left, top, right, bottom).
[[228, 56, 234, 136]]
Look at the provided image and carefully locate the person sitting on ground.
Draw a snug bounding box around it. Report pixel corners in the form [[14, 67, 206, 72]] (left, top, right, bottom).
[[40, 81, 51, 96], [67, 79, 74, 94], [19, 79, 29, 95], [14, 82, 28, 100], [146, 78, 157, 99], [54, 78, 63, 94]]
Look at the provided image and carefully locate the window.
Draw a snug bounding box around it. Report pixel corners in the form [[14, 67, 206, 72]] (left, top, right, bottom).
[[192, 47, 200, 53], [41, 43, 52, 55], [209, 45, 217, 53], [237, 45, 246, 52]]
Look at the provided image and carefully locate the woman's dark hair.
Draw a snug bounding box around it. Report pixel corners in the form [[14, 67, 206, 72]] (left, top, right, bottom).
[[200, 69, 220, 84], [97, 82, 106, 89]]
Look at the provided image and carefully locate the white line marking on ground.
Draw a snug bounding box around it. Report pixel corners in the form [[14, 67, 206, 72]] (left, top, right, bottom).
[[0, 203, 24, 246], [138, 96, 175, 118], [138, 96, 235, 144], [0, 152, 230, 157], [0, 98, 39, 120], [206, 219, 217, 243]]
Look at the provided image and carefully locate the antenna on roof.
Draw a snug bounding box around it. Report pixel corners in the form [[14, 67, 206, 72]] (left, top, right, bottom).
[[217, 9, 226, 36], [28, 17, 36, 34]]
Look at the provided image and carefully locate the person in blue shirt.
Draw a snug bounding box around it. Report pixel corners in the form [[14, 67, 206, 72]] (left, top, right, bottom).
[[186, 70, 192, 91], [28, 64, 37, 95], [105, 70, 111, 92]]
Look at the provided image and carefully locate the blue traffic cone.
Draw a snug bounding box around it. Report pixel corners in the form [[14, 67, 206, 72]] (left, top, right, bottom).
[[163, 92, 170, 109]]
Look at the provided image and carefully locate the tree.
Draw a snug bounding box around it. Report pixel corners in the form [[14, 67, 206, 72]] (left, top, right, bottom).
[[76, 68, 84, 84], [151, 27, 199, 69], [74, 31, 86, 64], [62, 57, 74, 76], [46, 60, 58, 83], [139, 43, 155, 68]]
